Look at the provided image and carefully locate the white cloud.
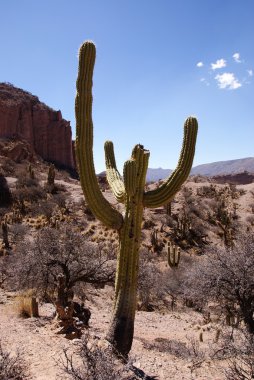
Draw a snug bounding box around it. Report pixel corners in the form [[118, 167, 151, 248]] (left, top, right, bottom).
[[200, 78, 210, 86], [247, 69, 253, 77], [233, 52, 242, 63], [196, 61, 204, 68], [211, 58, 227, 70], [215, 72, 242, 90]]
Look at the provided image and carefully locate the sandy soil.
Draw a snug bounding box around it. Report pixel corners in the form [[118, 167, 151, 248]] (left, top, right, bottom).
[[0, 286, 229, 380]]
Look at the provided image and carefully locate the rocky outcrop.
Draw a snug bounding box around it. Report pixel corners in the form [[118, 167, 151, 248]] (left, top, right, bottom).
[[0, 83, 74, 169], [211, 171, 254, 185], [0, 139, 36, 163]]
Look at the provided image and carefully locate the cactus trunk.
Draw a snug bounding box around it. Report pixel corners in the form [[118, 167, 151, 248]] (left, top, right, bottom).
[[107, 207, 142, 355], [107, 146, 148, 356]]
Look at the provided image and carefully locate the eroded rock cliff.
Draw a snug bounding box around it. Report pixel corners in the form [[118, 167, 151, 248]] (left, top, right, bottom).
[[0, 83, 74, 169]]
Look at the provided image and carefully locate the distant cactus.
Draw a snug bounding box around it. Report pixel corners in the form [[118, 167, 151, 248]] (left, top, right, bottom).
[[176, 208, 192, 240], [1, 220, 10, 249], [167, 241, 181, 268], [214, 328, 221, 343], [47, 164, 55, 187], [165, 201, 172, 216], [150, 228, 163, 253], [75, 41, 198, 356], [27, 163, 35, 179]]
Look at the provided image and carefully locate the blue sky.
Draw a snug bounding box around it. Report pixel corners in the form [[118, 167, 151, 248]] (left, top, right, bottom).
[[1, 0, 253, 173]]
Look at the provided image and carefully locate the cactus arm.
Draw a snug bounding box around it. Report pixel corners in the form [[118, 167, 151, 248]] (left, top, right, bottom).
[[104, 140, 126, 203], [143, 117, 198, 208], [75, 41, 123, 230]]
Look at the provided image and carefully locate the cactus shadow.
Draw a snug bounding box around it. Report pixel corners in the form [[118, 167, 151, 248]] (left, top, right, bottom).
[[129, 364, 159, 379]]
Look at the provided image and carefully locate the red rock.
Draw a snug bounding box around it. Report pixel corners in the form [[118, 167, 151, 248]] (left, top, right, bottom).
[[0, 139, 35, 162], [0, 83, 74, 169]]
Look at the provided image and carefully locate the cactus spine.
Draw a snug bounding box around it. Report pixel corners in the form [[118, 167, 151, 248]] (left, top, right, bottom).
[[75, 41, 198, 356]]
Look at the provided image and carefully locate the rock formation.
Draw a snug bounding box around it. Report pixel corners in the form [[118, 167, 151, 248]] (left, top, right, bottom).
[[0, 83, 74, 169]]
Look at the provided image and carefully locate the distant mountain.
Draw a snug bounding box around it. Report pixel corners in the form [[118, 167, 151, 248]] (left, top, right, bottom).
[[146, 168, 172, 182], [98, 167, 173, 182], [190, 157, 254, 176], [145, 157, 254, 181], [98, 157, 254, 182]]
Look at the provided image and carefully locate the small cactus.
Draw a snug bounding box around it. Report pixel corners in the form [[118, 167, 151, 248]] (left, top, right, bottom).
[[167, 241, 180, 268], [1, 220, 10, 249], [165, 201, 172, 216], [47, 164, 55, 187], [214, 328, 221, 343], [150, 229, 162, 253], [27, 163, 35, 179]]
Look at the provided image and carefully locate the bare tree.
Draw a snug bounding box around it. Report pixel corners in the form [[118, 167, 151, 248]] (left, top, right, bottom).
[[183, 233, 254, 333], [225, 331, 254, 380], [9, 226, 116, 304]]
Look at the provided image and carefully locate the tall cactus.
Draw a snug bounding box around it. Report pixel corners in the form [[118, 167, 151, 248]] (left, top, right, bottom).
[[75, 41, 198, 356]]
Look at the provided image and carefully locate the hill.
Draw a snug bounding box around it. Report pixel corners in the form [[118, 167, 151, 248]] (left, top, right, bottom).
[[191, 157, 254, 176], [143, 157, 254, 182]]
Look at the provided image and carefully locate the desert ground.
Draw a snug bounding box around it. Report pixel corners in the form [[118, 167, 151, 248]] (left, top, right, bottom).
[[1, 156, 254, 379]]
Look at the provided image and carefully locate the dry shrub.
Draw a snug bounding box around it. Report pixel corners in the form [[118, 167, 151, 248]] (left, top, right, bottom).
[[8, 223, 28, 245], [0, 256, 7, 288], [225, 332, 254, 380], [246, 214, 254, 226], [53, 193, 68, 209], [13, 185, 46, 206], [182, 233, 254, 333], [142, 218, 156, 229], [0, 157, 15, 175], [138, 250, 162, 311], [137, 249, 184, 311], [0, 340, 30, 379], [141, 337, 191, 357], [15, 290, 39, 318], [62, 332, 135, 380]]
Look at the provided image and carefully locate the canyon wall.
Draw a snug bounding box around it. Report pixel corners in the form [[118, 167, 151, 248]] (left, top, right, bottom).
[[0, 83, 74, 169]]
